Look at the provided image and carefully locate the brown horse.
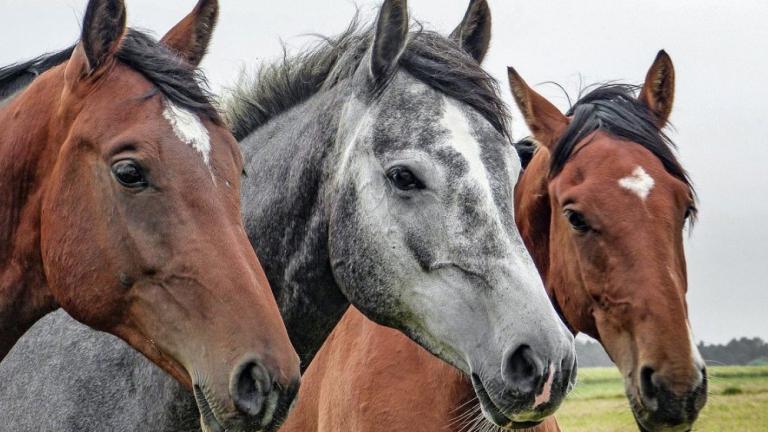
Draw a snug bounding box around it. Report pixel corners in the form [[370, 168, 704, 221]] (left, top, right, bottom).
[[0, 0, 300, 430], [281, 51, 706, 432]]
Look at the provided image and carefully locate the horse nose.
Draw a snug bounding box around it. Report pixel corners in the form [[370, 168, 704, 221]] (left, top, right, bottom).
[[230, 359, 274, 417], [229, 357, 302, 428], [639, 365, 661, 407], [501, 344, 547, 396], [228, 355, 302, 429], [639, 365, 708, 426]]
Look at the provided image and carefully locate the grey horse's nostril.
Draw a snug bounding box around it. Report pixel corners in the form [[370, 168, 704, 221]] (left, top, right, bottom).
[[561, 349, 578, 389], [502, 344, 546, 396], [230, 360, 273, 417]]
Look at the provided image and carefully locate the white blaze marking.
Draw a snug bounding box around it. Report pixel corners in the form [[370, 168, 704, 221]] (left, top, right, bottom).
[[162, 101, 211, 167], [618, 166, 655, 200], [440, 99, 495, 206]]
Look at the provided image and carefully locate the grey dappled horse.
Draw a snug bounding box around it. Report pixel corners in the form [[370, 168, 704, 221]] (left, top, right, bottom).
[[0, 0, 576, 430]]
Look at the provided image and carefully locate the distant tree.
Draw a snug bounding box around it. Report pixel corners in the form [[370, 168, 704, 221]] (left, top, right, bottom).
[[698, 337, 768, 366], [574, 339, 614, 367], [575, 336, 768, 367]]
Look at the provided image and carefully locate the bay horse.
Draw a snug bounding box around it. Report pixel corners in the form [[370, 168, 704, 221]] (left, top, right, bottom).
[[0, 0, 576, 430], [0, 0, 301, 430], [279, 51, 708, 432]]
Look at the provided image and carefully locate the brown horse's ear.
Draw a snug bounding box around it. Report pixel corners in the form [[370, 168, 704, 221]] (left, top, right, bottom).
[[639, 50, 675, 128], [369, 0, 409, 83], [450, 0, 492, 63], [160, 0, 219, 67], [507, 67, 569, 150], [80, 0, 127, 72]]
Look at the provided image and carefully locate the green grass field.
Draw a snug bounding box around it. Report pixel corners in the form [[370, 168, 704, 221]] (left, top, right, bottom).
[[556, 365, 768, 431]]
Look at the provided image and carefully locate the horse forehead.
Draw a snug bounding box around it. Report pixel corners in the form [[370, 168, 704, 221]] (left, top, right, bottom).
[[162, 101, 212, 168], [618, 166, 655, 201], [369, 76, 512, 195], [91, 64, 215, 168], [371, 78, 447, 155], [439, 98, 513, 183], [435, 101, 517, 261], [567, 137, 665, 189], [559, 140, 690, 227], [439, 100, 491, 181]]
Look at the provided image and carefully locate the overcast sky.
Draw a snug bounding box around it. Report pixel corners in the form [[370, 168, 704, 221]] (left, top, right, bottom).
[[2, 0, 765, 344]]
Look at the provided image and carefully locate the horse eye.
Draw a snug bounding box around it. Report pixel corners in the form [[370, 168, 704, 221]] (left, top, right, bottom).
[[564, 209, 590, 233], [112, 160, 148, 189], [387, 166, 423, 191]]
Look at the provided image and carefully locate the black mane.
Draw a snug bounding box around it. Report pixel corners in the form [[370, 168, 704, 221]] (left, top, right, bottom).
[[550, 84, 694, 196], [0, 47, 74, 101], [512, 136, 537, 169], [0, 29, 217, 120], [225, 18, 509, 141]]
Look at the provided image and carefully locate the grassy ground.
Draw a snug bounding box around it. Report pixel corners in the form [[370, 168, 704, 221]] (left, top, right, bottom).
[[556, 365, 768, 431]]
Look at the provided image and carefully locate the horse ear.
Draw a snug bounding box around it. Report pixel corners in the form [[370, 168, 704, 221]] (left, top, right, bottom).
[[450, 0, 492, 63], [638, 50, 675, 128], [507, 67, 568, 150], [80, 0, 127, 72], [160, 0, 219, 67], [369, 0, 409, 83]]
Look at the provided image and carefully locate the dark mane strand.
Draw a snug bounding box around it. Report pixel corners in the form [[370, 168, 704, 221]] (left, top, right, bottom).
[[0, 29, 218, 121], [116, 30, 219, 121], [0, 46, 75, 101], [225, 18, 509, 141], [513, 136, 537, 170], [550, 84, 696, 210]]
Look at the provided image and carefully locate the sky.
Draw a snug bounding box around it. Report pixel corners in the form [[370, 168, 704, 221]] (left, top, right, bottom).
[[1, 0, 765, 344]]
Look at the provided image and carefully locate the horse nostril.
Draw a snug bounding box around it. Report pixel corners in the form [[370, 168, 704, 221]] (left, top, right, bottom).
[[502, 344, 545, 395], [230, 360, 273, 417], [640, 366, 660, 402], [561, 349, 578, 390]]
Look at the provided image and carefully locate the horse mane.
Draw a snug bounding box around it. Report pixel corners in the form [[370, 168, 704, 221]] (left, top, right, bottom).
[[0, 47, 75, 101], [225, 16, 510, 141], [513, 137, 537, 170], [0, 29, 218, 121], [550, 83, 696, 210]]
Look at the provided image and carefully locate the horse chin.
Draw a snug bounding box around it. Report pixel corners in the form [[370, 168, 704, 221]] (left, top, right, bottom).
[[194, 384, 227, 432], [628, 393, 693, 432], [193, 382, 296, 432], [471, 374, 543, 430], [632, 413, 692, 432]]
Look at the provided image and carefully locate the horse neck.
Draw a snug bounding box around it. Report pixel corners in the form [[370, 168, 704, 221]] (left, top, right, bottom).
[[515, 149, 554, 286], [515, 148, 593, 336], [238, 86, 351, 369], [0, 67, 67, 358]]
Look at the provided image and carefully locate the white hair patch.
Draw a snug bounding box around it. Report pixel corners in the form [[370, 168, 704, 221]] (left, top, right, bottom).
[[441, 99, 494, 200], [163, 101, 211, 167], [439, 98, 509, 243], [618, 166, 655, 200]]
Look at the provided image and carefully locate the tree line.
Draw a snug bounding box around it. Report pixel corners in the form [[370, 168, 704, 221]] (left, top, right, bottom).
[[575, 337, 768, 367]]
